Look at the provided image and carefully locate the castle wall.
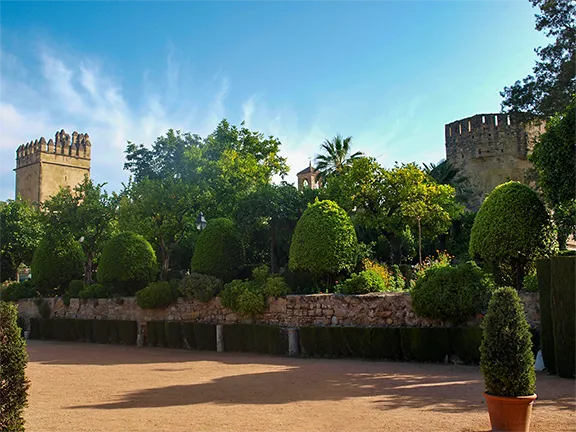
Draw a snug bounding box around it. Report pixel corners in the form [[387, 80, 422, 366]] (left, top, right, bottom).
[[445, 114, 545, 210]]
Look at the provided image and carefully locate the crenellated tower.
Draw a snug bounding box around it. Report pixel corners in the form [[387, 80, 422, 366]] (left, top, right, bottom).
[[445, 114, 545, 211], [14, 129, 91, 204]]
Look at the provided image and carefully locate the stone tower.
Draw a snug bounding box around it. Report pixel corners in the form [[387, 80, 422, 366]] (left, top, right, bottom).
[[445, 114, 546, 211], [296, 161, 321, 191], [14, 129, 91, 204]]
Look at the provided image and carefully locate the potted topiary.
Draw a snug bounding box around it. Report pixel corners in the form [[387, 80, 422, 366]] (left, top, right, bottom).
[[480, 287, 537, 432]]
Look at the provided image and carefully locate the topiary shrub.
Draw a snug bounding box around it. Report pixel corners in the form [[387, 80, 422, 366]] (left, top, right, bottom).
[[78, 283, 108, 299], [136, 282, 178, 309], [31, 235, 85, 295], [536, 258, 555, 373], [97, 232, 158, 296], [550, 256, 575, 378], [64, 279, 85, 305], [289, 200, 358, 285], [340, 269, 386, 294], [480, 287, 536, 397], [191, 218, 245, 282], [412, 261, 495, 324], [0, 280, 37, 302], [179, 272, 223, 303], [469, 181, 556, 290], [0, 301, 30, 431]]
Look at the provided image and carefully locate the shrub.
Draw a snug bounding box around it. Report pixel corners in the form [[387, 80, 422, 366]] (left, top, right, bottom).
[[31, 235, 84, 295], [362, 259, 405, 292], [469, 181, 556, 290], [79, 283, 108, 299], [191, 218, 245, 282], [412, 261, 495, 324], [136, 282, 178, 309], [289, 200, 358, 281], [0, 280, 36, 302], [550, 256, 575, 378], [179, 272, 223, 303], [536, 258, 555, 373], [64, 279, 85, 305], [522, 273, 538, 292], [97, 232, 158, 295], [0, 301, 30, 431], [340, 269, 385, 294], [236, 288, 266, 316], [261, 275, 290, 297], [480, 287, 536, 397]]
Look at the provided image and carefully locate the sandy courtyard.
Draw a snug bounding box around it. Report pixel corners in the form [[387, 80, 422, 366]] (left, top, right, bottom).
[[24, 340, 575, 432]]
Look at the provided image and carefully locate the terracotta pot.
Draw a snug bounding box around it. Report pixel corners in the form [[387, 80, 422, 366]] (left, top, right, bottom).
[[483, 392, 537, 432]]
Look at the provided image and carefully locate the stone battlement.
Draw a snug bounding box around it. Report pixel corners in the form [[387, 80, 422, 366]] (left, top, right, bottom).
[[16, 129, 91, 169]]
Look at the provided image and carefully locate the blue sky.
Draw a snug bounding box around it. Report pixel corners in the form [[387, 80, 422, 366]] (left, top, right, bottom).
[[0, 1, 547, 200]]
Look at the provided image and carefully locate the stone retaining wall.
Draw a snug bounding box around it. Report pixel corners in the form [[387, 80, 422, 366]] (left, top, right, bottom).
[[17, 291, 540, 329]]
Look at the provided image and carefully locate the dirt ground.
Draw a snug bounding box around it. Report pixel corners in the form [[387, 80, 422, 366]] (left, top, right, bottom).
[[24, 340, 575, 432]]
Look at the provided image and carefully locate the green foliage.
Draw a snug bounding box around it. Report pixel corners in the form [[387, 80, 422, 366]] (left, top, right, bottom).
[[136, 282, 178, 309], [261, 274, 290, 297], [147, 321, 217, 350], [191, 218, 245, 282], [500, 0, 575, 117], [469, 181, 556, 289], [550, 256, 575, 378], [28, 318, 138, 345], [236, 288, 266, 316], [522, 274, 538, 292], [446, 211, 476, 262], [313, 134, 363, 182], [0, 301, 30, 431], [480, 287, 536, 397], [219, 279, 246, 311], [450, 327, 483, 364], [536, 258, 555, 373], [179, 272, 223, 303], [31, 235, 85, 295], [289, 200, 358, 281], [0, 197, 43, 282], [0, 280, 36, 302], [78, 283, 108, 299], [64, 279, 85, 305], [340, 269, 385, 294], [400, 328, 451, 362], [412, 261, 495, 324], [97, 231, 158, 295], [223, 324, 288, 355]]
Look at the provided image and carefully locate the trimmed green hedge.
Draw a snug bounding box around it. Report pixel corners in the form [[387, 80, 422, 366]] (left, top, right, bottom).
[[29, 318, 137, 345], [550, 256, 575, 378], [536, 258, 554, 372], [223, 324, 288, 356], [147, 321, 217, 351]]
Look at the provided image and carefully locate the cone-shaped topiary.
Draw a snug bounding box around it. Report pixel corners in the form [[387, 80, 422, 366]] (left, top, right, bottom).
[[191, 218, 245, 282], [480, 287, 536, 397], [289, 200, 358, 279], [469, 181, 555, 290], [0, 301, 30, 431], [97, 231, 158, 295]]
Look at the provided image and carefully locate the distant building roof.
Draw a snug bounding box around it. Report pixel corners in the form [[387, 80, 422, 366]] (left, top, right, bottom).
[[297, 162, 318, 176]]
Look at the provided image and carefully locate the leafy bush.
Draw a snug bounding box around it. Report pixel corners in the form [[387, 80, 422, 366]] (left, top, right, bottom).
[[412, 261, 495, 323], [289, 200, 358, 280], [191, 218, 245, 282], [480, 287, 536, 396], [261, 275, 290, 297], [97, 232, 158, 295], [0, 280, 36, 302], [136, 282, 178, 309], [219, 279, 246, 311], [64, 279, 85, 305], [78, 283, 108, 299], [362, 259, 405, 292], [0, 301, 30, 431], [522, 273, 538, 292], [469, 181, 556, 289], [236, 288, 266, 316], [340, 269, 385, 294], [179, 272, 223, 303], [31, 235, 85, 295]]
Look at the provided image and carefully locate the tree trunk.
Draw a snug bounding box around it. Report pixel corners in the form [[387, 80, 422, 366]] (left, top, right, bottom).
[[515, 259, 525, 291], [161, 249, 171, 281], [84, 252, 93, 284], [418, 217, 423, 266]]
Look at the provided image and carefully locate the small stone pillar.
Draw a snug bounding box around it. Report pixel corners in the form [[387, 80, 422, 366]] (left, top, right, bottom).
[[216, 324, 224, 352], [288, 328, 300, 356], [136, 321, 145, 347]]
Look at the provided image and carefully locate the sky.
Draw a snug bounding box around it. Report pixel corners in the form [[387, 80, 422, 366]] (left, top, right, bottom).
[[0, 1, 548, 200]]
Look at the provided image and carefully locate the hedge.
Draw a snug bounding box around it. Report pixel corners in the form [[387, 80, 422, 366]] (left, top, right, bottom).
[[550, 256, 575, 378], [29, 318, 137, 345], [147, 321, 217, 351], [223, 324, 288, 356], [536, 258, 554, 372]]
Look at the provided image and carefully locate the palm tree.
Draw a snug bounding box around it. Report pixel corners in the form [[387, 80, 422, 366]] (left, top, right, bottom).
[[423, 159, 472, 204], [314, 134, 363, 183]]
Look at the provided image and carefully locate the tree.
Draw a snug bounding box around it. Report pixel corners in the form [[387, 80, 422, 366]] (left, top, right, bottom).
[[314, 134, 363, 183], [0, 198, 43, 282], [41, 177, 117, 283], [423, 159, 472, 204], [500, 0, 575, 117], [118, 177, 199, 280], [469, 181, 556, 290]]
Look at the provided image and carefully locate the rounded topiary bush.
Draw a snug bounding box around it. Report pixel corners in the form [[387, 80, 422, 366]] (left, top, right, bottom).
[[340, 269, 386, 294], [179, 272, 224, 303], [289, 200, 358, 278], [480, 287, 535, 396], [191, 218, 245, 282], [412, 261, 495, 323], [0, 301, 30, 431], [31, 235, 85, 295], [469, 181, 555, 289], [97, 232, 158, 296], [136, 282, 178, 309]]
